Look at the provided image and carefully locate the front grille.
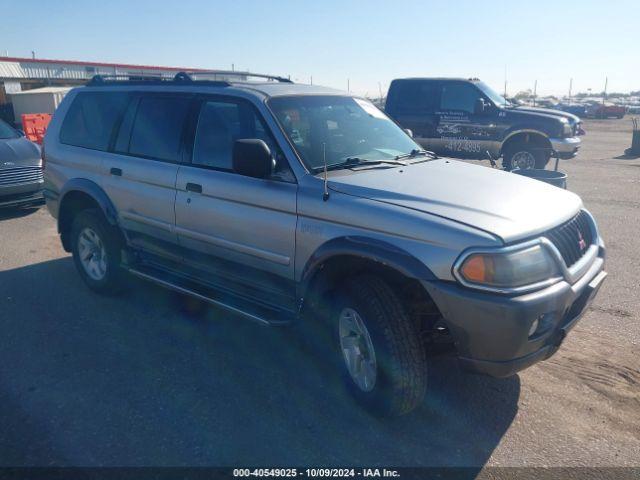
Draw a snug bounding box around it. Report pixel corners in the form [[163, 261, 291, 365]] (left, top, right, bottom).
[[0, 166, 43, 187], [544, 211, 594, 267]]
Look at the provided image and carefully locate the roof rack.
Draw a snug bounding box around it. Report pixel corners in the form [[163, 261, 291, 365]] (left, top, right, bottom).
[[87, 70, 292, 87], [182, 70, 293, 83]]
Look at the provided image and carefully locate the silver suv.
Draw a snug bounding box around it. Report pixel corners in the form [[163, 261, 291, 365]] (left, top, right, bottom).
[[43, 72, 607, 416]]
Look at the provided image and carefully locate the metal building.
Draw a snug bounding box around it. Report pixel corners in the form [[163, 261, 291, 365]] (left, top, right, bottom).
[[0, 56, 248, 122]]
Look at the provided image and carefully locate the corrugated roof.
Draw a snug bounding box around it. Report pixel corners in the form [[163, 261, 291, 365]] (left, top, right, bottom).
[[0, 56, 211, 73], [0, 61, 26, 78], [10, 86, 72, 95]]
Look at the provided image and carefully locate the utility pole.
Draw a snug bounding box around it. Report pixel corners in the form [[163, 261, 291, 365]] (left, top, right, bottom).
[[503, 65, 507, 99], [231, 63, 234, 71], [603, 77, 608, 103], [533, 80, 537, 107], [378, 82, 383, 101], [568, 78, 573, 105], [310, 75, 313, 85], [347, 78, 350, 93]]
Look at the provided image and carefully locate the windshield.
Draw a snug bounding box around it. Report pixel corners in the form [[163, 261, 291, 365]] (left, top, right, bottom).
[[0, 119, 20, 139], [268, 95, 421, 171], [476, 81, 510, 107]]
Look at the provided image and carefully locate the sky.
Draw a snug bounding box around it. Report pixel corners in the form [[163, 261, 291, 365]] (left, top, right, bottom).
[[1, 0, 638, 97]]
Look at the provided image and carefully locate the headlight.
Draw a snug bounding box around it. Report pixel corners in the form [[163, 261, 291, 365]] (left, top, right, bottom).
[[455, 244, 561, 292], [562, 122, 573, 137]]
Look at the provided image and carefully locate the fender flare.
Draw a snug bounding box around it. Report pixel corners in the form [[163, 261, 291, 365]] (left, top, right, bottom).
[[297, 236, 437, 301], [58, 178, 119, 232], [500, 128, 551, 154]]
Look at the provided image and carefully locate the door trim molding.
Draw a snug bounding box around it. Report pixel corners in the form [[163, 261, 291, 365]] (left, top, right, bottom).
[[175, 225, 291, 266]]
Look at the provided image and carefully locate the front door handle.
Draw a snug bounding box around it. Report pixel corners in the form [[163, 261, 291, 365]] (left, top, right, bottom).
[[186, 182, 202, 193], [110, 167, 122, 176]]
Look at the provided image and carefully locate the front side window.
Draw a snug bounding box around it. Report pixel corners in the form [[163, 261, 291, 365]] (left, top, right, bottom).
[[268, 95, 420, 171], [0, 119, 19, 139], [192, 99, 293, 181], [476, 81, 508, 107], [440, 83, 481, 114], [128, 95, 191, 162], [59, 92, 129, 151]]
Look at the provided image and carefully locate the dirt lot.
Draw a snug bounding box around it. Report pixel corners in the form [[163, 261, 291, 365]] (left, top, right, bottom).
[[0, 118, 638, 470]]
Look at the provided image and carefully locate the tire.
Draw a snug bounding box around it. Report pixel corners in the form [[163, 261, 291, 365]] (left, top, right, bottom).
[[330, 275, 427, 416], [71, 208, 125, 294], [503, 141, 550, 170]]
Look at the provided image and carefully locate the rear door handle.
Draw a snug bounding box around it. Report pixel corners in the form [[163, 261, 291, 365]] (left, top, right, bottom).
[[110, 167, 122, 176], [186, 182, 202, 193]]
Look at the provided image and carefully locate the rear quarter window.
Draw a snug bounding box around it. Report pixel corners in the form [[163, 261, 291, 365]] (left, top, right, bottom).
[[59, 91, 129, 151]]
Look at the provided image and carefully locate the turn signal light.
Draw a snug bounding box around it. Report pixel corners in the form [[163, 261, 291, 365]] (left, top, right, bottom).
[[460, 254, 494, 283]]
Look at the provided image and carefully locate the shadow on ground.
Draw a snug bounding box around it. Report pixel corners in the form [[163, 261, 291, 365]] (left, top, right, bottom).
[[0, 205, 42, 222], [0, 257, 520, 468]]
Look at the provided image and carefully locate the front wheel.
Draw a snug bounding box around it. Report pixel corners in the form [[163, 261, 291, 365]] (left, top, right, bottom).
[[331, 275, 427, 416], [503, 143, 550, 170], [71, 209, 125, 294]]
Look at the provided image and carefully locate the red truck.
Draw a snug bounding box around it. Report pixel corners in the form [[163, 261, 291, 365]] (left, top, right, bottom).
[[585, 101, 626, 119]]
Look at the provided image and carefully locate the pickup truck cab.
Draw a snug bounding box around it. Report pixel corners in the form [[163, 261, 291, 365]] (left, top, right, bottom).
[[43, 72, 606, 416], [385, 78, 583, 170]]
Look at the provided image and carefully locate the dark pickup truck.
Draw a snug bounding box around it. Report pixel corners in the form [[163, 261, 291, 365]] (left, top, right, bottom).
[[385, 78, 583, 170]]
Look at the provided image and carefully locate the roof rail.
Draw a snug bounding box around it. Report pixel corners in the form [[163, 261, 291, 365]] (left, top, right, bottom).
[[181, 70, 293, 84], [87, 73, 230, 87], [87, 70, 293, 87]]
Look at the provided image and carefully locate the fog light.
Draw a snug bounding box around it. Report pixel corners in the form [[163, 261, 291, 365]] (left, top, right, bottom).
[[528, 318, 540, 337]]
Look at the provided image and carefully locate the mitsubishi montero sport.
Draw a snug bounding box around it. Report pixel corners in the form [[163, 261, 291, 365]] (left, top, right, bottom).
[[43, 72, 606, 416]]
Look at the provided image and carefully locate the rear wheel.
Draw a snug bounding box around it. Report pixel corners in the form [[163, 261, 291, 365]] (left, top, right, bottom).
[[71, 209, 124, 294], [503, 142, 550, 170], [331, 275, 427, 416]]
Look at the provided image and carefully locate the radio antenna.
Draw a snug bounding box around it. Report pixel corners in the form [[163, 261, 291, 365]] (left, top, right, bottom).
[[322, 142, 330, 201]]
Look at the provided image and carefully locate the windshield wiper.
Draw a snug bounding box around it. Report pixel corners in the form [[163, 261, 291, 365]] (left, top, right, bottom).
[[394, 149, 438, 161], [321, 157, 407, 172]]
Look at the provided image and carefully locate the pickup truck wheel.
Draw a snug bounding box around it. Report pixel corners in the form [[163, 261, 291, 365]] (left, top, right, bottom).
[[503, 143, 549, 170], [71, 209, 124, 294], [332, 275, 427, 416]]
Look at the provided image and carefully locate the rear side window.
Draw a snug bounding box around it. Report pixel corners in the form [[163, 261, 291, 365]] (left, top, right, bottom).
[[128, 95, 191, 162], [59, 92, 129, 151], [387, 81, 438, 114], [440, 82, 481, 113]]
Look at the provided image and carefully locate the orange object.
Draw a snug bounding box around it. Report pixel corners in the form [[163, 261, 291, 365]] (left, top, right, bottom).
[[460, 254, 495, 283], [21, 113, 52, 145]]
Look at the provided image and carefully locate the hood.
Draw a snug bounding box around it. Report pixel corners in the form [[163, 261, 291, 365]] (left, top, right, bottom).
[[0, 137, 41, 169], [510, 106, 580, 124], [328, 159, 582, 243]]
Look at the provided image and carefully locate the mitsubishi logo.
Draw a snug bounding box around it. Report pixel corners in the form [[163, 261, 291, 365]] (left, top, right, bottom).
[[577, 230, 587, 251]]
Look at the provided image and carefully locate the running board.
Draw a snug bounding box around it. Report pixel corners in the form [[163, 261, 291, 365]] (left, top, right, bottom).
[[127, 265, 295, 326]]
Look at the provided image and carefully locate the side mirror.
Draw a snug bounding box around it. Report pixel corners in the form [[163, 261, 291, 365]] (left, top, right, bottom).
[[474, 98, 486, 115], [232, 139, 273, 179], [403, 128, 413, 138]]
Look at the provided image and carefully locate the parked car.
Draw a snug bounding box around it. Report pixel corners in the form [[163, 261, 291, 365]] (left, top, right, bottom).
[[0, 118, 44, 208], [43, 73, 607, 416], [585, 102, 626, 119], [557, 103, 587, 117], [385, 78, 583, 170]]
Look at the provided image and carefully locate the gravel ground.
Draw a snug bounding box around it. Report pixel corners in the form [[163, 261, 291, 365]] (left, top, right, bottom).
[[0, 118, 638, 470]]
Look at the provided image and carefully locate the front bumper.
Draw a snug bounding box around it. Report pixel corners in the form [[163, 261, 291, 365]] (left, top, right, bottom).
[[550, 136, 581, 159], [423, 247, 606, 378], [0, 182, 44, 208]]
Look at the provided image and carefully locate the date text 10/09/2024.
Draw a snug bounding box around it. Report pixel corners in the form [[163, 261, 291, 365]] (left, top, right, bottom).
[[233, 469, 401, 478]]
